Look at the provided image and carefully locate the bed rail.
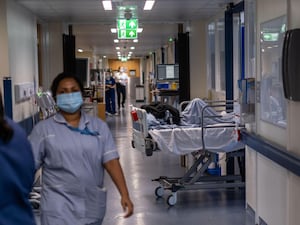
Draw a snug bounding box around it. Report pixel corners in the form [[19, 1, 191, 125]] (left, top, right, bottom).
[[200, 100, 240, 151]]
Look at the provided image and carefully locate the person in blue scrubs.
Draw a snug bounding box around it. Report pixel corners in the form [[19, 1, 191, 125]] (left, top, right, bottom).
[[0, 91, 36, 225], [28, 72, 133, 225], [105, 71, 117, 115]]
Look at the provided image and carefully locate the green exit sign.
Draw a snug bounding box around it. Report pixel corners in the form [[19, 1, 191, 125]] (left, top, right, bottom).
[[117, 19, 138, 39], [117, 19, 138, 29], [118, 29, 137, 39]]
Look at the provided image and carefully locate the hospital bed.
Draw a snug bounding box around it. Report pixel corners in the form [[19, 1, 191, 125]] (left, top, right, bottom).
[[130, 99, 245, 206]]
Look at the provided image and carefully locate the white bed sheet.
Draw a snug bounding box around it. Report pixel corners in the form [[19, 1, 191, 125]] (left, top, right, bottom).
[[148, 125, 244, 155]]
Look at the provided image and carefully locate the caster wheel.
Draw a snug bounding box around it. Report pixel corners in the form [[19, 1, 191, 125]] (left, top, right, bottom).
[[152, 141, 158, 151], [131, 140, 135, 148], [167, 194, 177, 206], [145, 148, 153, 156], [155, 186, 164, 198]]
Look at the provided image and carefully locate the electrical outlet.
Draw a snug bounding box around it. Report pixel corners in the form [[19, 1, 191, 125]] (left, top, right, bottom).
[[15, 82, 34, 102]]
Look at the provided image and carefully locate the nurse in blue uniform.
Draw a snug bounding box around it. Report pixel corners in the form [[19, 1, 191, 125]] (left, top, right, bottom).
[[0, 91, 36, 225], [29, 72, 133, 225]]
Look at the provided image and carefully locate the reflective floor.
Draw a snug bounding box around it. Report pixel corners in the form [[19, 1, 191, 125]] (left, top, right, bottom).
[[102, 100, 254, 225]]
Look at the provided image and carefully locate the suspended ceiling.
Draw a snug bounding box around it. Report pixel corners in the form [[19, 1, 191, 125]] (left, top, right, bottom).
[[15, 0, 232, 58]]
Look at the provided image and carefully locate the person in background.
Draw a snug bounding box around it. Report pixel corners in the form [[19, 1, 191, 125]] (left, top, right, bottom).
[[105, 70, 117, 116], [28, 72, 133, 225], [0, 91, 36, 225], [115, 67, 128, 110]]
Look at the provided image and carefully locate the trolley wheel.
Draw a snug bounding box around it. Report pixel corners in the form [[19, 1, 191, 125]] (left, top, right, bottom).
[[145, 148, 153, 156], [151, 141, 157, 151], [155, 186, 164, 198], [167, 194, 177, 206], [131, 140, 135, 148]]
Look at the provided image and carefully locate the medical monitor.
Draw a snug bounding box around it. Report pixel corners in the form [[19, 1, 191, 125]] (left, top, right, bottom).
[[157, 64, 179, 80]]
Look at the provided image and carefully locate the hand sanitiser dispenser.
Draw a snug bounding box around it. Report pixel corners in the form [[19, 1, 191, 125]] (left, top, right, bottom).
[[282, 28, 300, 101]]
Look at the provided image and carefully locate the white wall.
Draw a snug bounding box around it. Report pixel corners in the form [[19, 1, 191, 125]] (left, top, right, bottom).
[[245, 0, 300, 224], [1, 0, 65, 122], [0, 0, 9, 92], [6, 0, 38, 122], [252, 2, 288, 225], [257, 154, 288, 225], [166, 40, 175, 64], [189, 20, 208, 99], [286, 1, 300, 224], [40, 22, 64, 91], [205, 11, 227, 101]]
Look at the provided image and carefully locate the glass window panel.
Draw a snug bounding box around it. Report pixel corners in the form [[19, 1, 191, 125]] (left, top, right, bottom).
[[207, 22, 216, 89], [260, 15, 287, 127], [217, 19, 225, 91]]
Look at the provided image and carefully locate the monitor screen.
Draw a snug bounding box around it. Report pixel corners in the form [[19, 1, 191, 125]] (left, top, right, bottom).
[[157, 64, 179, 80]]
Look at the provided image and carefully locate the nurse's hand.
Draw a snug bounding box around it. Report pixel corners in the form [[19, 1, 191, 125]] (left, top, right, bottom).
[[121, 195, 134, 218]]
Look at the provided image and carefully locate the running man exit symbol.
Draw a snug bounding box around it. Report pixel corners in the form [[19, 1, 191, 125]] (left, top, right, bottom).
[[117, 19, 138, 39]]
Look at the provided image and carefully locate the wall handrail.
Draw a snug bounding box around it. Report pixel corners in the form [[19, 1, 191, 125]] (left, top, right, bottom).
[[241, 129, 300, 177]]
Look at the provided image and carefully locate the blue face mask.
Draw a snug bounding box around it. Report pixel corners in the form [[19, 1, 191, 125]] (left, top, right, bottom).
[[56, 92, 83, 113]]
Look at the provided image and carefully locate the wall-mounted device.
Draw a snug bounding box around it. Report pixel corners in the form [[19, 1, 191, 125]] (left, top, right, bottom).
[[282, 28, 300, 101], [14, 82, 34, 103], [156, 64, 179, 81]]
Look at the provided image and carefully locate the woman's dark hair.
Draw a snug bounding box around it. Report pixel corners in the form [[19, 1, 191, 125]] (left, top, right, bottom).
[[0, 91, 14, 143], [50, 72, 84, 99]]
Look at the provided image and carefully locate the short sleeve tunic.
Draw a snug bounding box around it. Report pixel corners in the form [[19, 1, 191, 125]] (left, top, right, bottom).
[[28, 111, 119, 225]]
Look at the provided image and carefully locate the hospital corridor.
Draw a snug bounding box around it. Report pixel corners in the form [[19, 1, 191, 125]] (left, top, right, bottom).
[[2, 0, 300, 225]]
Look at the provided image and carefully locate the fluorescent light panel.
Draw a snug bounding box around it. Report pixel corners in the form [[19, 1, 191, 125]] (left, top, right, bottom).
[[144, 0, 155, 10], [102, 1, 112, 10]]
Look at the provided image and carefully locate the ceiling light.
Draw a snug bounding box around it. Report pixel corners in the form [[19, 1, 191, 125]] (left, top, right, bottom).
[[77, 48, 83, 53], [103, 55, 107, 58], [133, 39, 138, 43], [130, 46, 135, 50], [111, 28, 117, 33], [102, 1, 112, 10], [137, 28, 143, 33], [114, 39, 119, 43], [116, 47, 120, 50], [144, 0, 155, 10]]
